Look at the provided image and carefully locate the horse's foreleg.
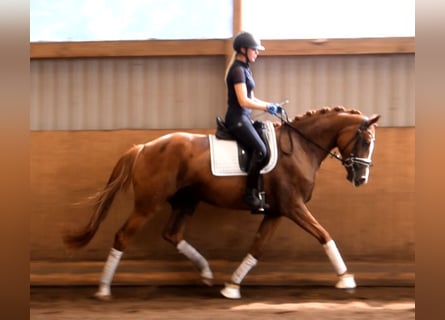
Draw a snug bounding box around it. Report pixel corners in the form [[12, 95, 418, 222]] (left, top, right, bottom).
[[221, 215, 281, 299], [95, 207, 150, 300], [323, 239, 356, 289], [286, 204, 356, 289], [162, 203, 213, 286]]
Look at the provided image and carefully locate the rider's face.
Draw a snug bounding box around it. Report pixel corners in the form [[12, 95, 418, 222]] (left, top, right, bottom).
[[247, 48, 259, 62]]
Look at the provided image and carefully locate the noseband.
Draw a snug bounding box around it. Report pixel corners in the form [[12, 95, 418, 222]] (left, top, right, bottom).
[[279, 114, 373, 170]]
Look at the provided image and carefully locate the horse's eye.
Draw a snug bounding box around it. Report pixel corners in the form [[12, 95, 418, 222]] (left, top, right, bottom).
[[362, 140, 370, 147]]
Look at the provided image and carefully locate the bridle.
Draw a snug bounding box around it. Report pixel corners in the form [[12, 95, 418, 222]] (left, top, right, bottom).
[[337, 119, 374, 170], [275, 108, 374, 171]]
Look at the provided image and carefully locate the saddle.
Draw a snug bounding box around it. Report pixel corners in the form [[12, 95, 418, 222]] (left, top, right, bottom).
[[215, 116, 271, 172]]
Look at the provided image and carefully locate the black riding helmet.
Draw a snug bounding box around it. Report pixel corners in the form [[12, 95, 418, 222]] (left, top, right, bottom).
[[233, 31, 265, 52]]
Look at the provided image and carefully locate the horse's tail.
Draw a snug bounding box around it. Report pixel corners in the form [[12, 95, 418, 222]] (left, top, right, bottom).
[[63, 144, 144, 250]]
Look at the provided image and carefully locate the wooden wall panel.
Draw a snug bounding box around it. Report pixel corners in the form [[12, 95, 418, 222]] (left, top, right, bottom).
[[30, 53, 414, 130], [30, 38, 415, 59]]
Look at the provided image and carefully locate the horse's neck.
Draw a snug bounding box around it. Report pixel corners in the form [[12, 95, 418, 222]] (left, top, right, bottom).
[[290, 113, 354, 161]]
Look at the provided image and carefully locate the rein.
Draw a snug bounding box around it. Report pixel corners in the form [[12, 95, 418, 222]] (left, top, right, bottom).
[[275, 109, 371, 168]]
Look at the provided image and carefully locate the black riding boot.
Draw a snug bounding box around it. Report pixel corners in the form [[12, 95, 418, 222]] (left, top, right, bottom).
[[244, 171, 261, 209], [244, 152, 268, 211]]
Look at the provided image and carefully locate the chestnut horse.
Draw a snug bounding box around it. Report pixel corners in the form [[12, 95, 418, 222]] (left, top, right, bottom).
[[63, 106, 380, 300]]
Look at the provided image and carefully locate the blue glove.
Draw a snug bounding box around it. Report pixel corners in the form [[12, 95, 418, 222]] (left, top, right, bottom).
[[266, 103, 280, 115]]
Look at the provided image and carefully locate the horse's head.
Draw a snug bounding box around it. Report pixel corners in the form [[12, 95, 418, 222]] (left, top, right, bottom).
[[337, 114, 381, 187]]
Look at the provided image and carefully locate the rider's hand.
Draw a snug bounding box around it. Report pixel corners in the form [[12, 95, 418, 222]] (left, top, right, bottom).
[[266, 103, 280, 115]]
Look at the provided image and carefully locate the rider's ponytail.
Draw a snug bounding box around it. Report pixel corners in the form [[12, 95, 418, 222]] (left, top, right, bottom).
[[224, 52, 236, 86]]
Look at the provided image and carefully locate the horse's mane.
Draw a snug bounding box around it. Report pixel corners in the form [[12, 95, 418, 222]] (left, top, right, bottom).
[[273, 106, 362, 128]]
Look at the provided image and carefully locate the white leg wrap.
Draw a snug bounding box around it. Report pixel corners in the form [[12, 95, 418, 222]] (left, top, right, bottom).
[[323, 240, 347, 275], [95, 248, 123, 298], [231, 253, 258, 285], [177, 240, 213, 280], [220, 253, 258, 299]]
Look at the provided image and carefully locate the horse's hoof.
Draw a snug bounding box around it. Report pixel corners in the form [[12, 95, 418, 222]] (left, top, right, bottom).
[[94, 292, 112, 301], [202, 277, 213, 287], [94, 285, 112, 301], [336, 273, 356, 289], [201, 268, 213, 287], [220, 283, 241, 299]]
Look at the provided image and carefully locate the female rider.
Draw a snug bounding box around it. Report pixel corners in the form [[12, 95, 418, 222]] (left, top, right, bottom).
[[224, 31, 280, 211]]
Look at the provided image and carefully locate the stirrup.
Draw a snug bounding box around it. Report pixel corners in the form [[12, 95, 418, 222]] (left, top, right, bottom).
[[244, 187, 260, 203], [248, 191, 270, 213]]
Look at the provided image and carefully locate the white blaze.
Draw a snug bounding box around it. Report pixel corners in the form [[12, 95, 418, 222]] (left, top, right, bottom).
[[362, 137, 375, 183]]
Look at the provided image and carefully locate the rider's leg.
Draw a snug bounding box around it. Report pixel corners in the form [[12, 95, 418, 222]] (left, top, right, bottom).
[[228, 118, 268, 210]]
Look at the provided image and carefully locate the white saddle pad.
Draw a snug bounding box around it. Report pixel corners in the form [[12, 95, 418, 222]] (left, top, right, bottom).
[[208, 121, 278, 176]]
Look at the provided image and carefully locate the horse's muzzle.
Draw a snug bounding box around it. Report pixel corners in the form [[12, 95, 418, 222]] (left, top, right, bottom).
[[344, 158, 371, 187], [346, 171, 368, 187], [353, 176, 368, 187]]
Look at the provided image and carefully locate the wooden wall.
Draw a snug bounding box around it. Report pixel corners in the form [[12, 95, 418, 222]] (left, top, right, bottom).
[[30, 127, 414, 264]]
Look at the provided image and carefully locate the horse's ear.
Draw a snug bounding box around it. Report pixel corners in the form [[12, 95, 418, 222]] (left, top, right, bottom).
[[368, 114, 381, 126]]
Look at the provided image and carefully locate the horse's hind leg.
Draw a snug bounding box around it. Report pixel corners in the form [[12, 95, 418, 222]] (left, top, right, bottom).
[[95, 206, 152, 300], [162, 194, 213, 286]]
